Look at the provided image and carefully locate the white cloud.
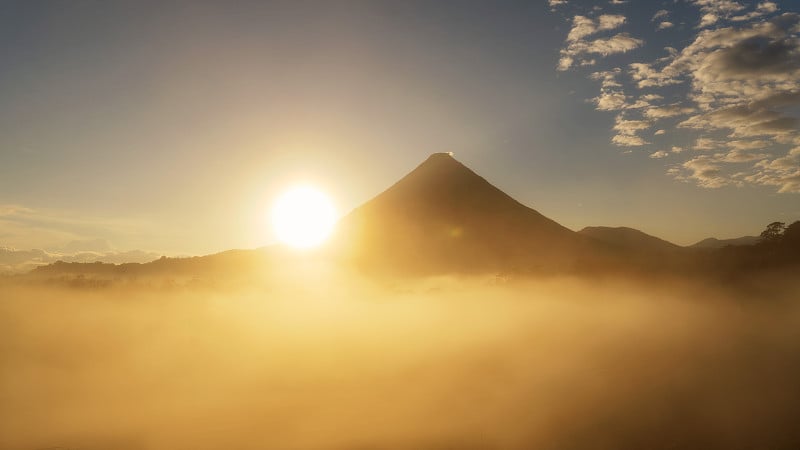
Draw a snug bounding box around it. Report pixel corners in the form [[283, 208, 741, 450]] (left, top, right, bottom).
[[613, 116, 652, 134], [557, 55, 575, 71], [699, 12, 720, 28], [658, 21, 674, 30], [599, 14, 627, 31], [747, 154, 800, 192], [558, 15, 642, 70], [611, 113, 651, 147], [694, 0, 780, 26], [567, 15, 599, 42], [612, 134, 649, 146], [592, 91, 628, 111], [679, 93, 800, 139], [582, 33, 643, 55], [644, 104, 696, 119], [652, 10, 670, 21], [731, 1, 779, 21], [728, 139, 771, 151], [700, 0, 746, 14], [693, 138, 723, 151], [719, 149, 769, 162], [650, 150, 670, 158], [565, 14, 628, 45], [678, 155, 732, 188], [759, 1, 779, 13], [590, 69, 623, 88], [629, 61, 683, 88]]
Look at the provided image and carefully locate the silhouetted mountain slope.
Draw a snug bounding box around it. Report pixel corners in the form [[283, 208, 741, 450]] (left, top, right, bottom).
[[691, 236, 760, 249], [333, 153, 594, 274], [578, 226, 681, 253]]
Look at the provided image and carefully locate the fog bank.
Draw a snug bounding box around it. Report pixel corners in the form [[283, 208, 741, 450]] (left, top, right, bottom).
[[2, 275, 800, 449]]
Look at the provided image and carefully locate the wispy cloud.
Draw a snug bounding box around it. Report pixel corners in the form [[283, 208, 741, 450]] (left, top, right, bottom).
[[650, 150, 670, 158]]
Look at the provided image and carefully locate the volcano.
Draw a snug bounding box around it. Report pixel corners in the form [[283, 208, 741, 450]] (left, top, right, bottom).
[[333, 153, 593, 274]]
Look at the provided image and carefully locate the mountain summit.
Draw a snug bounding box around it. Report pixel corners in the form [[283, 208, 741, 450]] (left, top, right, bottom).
[[333, 153, 587, 274]]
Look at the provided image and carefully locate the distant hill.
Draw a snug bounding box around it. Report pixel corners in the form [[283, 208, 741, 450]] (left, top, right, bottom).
[[30, 248, 275, 278], [691, 236, 760, 249], [332, 153, 595, 274], [578, 226, 681, 253]]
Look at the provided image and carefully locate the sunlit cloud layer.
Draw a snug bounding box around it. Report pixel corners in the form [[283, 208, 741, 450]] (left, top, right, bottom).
[[0, 204, 159, 271], [554, 1, 800, 193]]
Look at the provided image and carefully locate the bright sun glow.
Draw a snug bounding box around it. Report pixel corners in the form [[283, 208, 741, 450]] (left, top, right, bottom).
[[271, 186, 337, 249]]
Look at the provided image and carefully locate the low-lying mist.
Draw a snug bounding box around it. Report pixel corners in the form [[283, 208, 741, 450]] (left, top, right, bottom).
[[2, 273, 800, 449]]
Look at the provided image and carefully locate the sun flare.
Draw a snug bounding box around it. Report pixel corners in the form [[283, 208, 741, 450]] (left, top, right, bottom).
[[271, 186, 336, 249]]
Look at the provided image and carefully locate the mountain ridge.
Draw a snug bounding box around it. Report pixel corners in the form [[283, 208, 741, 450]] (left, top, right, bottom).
[[691, 236, 760, 249], [18, 153, 794, 279], [578, 226, 681, 252]]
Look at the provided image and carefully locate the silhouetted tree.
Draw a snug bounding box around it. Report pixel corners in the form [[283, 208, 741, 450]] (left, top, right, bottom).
[[783, 221, 800, 247], [760, 221, 786, 242]]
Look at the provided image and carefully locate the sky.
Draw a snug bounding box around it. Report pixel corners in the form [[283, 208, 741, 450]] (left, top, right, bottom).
[[0, 0, 799, 257]]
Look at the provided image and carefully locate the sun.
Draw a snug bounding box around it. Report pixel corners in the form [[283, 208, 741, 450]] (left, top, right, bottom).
[[271, 185, 337, 249]]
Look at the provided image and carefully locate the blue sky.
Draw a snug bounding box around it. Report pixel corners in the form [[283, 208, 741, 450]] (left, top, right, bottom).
[[0, 0, 798, 256]]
